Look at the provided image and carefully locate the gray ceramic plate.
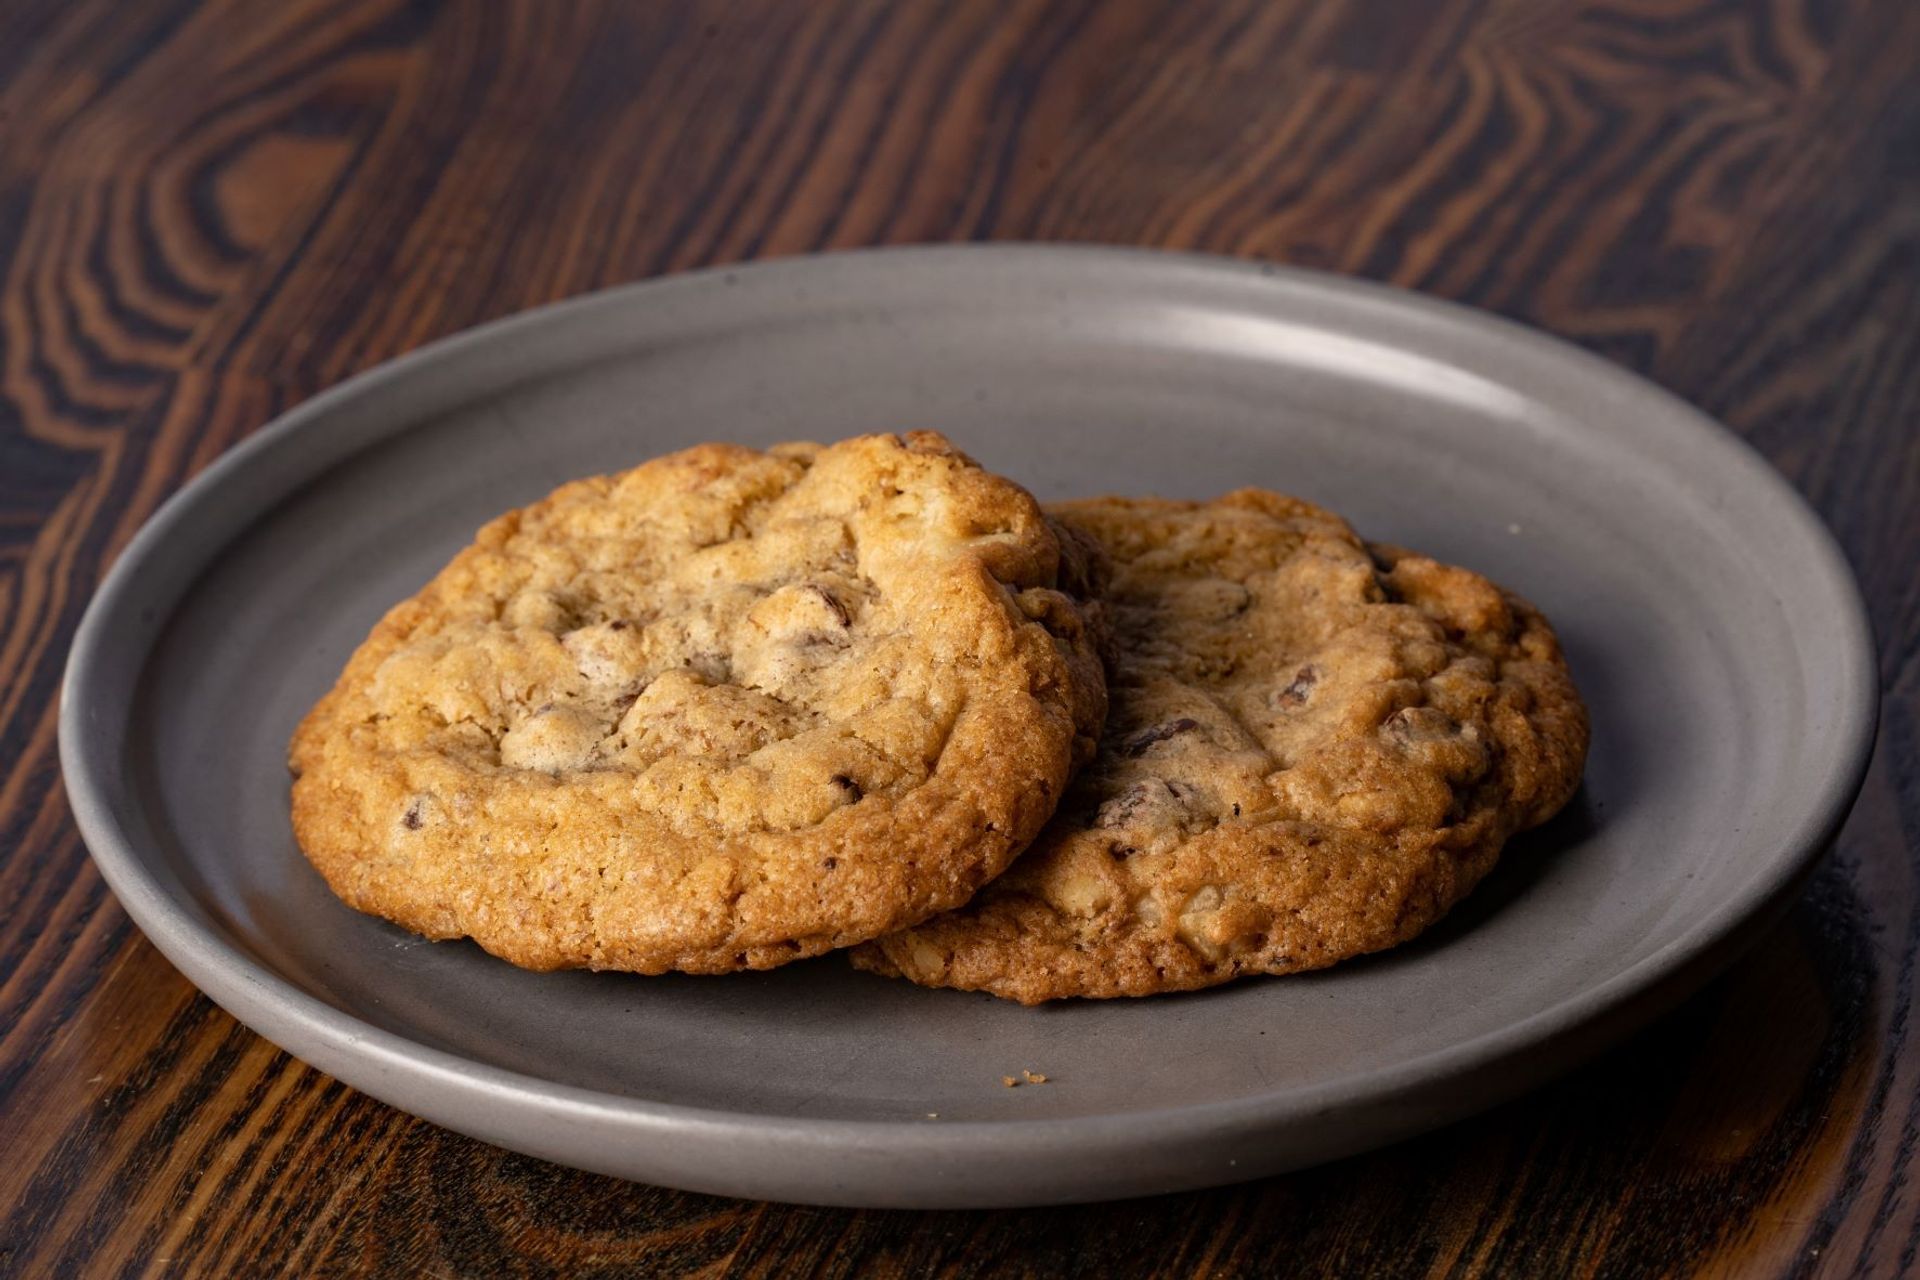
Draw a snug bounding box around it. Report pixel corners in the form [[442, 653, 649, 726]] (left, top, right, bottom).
[[61, 246, 1875, 1209]]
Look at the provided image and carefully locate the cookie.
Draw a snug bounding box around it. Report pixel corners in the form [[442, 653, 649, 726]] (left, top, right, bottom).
[[852, 491, 1588, 1002], [289, 432, 1108, 974]]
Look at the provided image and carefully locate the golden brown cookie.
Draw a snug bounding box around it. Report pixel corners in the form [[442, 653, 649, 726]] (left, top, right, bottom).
[[290, 432, 1107, 974], [853, 491, 1588, 1003]]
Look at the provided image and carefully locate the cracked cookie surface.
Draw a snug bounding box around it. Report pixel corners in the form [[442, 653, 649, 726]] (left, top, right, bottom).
[[853, 491, 1588, 1002], [290, 432, 1108, 974]]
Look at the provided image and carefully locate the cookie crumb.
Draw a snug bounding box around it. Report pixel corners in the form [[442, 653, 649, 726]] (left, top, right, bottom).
[[1023, 1070, 1049, 1084], [1508, 522, 1523, 535], [926, 1112, 939, 1119], [1002, 1075, 1019, 1088]]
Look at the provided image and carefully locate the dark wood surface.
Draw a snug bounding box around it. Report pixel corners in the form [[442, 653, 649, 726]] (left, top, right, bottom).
[[2, 0, 1915, 1274]]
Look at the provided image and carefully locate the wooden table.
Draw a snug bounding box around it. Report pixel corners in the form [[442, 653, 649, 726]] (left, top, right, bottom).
[[3, 1, 1914, 1274]]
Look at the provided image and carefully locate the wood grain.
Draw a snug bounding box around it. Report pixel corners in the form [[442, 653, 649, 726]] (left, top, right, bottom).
[[2, 0, 1915, 1274]]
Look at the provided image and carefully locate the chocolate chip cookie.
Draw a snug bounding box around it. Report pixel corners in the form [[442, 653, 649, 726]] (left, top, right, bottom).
[[290, 432, 1107, 974], [853, 491, 1587, 1002]]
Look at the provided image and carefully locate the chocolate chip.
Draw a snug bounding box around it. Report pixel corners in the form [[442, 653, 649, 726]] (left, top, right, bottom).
[[1231, 802, 1241, 817], [1095, 789, 1145, 828], [799, 631, 851, 650], [1120, 718, 1201, 756], [609, 619, 629, 631], [832, 774, 864, 801], [1095, 779, 1196, 828], [1384, 706, 1455, 741], [789, 585, 854, 650], [402, 803, 423, 830], [807, 584, 852, 628], [1275, 665, 1319, 709], [823, 857, 840, 869]]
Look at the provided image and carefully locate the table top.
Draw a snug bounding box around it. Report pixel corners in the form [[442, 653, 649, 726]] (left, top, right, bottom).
[[3, 0, 1914, 1274]]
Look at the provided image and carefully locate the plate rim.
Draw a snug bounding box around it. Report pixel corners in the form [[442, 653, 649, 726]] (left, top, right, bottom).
[[58, 243, 1880, 1197]]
